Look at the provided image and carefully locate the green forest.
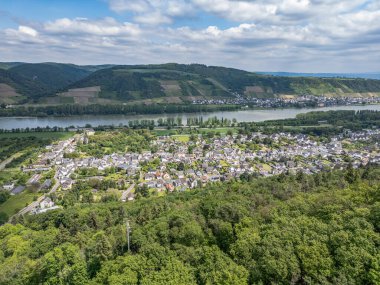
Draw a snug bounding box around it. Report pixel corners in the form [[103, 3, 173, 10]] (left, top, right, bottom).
[[1, 165, 380, 284]]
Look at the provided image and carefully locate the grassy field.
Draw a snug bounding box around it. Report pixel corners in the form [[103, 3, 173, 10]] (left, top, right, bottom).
[[261, 163, 272, 172], [172, 135, 190, 142], [0, 168, 20, 183], [199, 127, 239, 134], [0, 192, 39, 216], [153, 127, 240, 137], [0, 131, 74, 139], [153, 129, 178, 136]]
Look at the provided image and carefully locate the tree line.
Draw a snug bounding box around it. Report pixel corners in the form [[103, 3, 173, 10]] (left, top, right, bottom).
[[0, 104, 240, 117]]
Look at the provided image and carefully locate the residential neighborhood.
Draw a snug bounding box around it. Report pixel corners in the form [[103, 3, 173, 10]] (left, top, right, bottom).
[[3, 126, 378, 216], [192, 94, 380, 108]]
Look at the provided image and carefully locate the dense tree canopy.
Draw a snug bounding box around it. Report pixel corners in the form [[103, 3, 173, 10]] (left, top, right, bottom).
[[1, 166, 380, 284]]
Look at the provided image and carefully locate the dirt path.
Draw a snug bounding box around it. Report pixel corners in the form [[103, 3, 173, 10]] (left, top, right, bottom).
[[0, 153, 22, 171]]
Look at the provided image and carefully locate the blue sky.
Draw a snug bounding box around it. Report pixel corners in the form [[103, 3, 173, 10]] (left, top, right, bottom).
[[0, 0, 379, 72]]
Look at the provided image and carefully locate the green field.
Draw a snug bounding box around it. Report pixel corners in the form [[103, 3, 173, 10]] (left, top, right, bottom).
[[153, 129, 178, 136], [199, 127, 239, 134], [0, 168, 25, 184], [0, 131, 74, 139], [0, 192, 39, 216], [172, 135, 190, 142], [153, 127, 239, 137]]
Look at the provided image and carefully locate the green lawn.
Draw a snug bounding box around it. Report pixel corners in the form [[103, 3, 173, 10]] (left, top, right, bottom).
[[0, 192, 39, 216], [172, 135, 190, 142], [262, 163, 272, 172]]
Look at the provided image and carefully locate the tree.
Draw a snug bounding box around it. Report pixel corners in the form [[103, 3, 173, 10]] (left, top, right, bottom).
[[0, 212, 8, 225], [197, 246, 249, 285], [345, 163, 358, 184], [86, 232, 114, 277], [36, 243, 88, 285], [0, 190, 10, 204], [136, 184, 149, 198]]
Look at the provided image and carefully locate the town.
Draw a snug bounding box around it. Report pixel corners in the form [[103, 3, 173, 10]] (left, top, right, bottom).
[[192, 94, 380, 108], [2, 124, 379, 216]]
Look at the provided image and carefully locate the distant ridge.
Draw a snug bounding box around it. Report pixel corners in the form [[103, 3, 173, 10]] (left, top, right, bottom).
[[257, 72, 380, 80]]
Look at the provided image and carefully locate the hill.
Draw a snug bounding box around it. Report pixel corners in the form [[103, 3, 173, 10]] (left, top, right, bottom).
[[0, 63, 93, 103], [0, 68, 51, 104], [0, 62, 24, 70], [1, 63, 380, 105], [10, 63, 91, 93], [69, 64, 380, 103]]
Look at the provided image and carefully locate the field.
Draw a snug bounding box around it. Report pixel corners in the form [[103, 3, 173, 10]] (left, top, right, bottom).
[[58, 86, 101, 104], [152, 129, 178, 136], [0, 192, 39, 216], [199, 127, 239, 134], [172, 135, 190, 142], [0, 83, 24, 104], [152, 127, 239, 137], [160, 80, 182, 96], [0, 168, 22, 184], [0, 131, 74, 139]]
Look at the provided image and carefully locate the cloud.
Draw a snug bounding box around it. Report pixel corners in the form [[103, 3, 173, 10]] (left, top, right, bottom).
[[108, 0, 194, 24], [108, 0, 150, 13], [18, 25, 38, 37], [1, 0, 380, 72], [192, 0, 277, 22], [4, 25, 42, 44], [44, 17, 140, 36], [133, 12, 172, 25]]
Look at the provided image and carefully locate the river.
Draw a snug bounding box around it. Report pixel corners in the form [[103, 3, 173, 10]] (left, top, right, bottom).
[[1, 105, 379, 130]]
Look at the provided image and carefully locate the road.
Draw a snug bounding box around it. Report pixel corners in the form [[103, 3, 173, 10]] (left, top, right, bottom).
[[13, 174, 60, 218], [8, 136, 76, 220], [121, 183, 135, 202], [17, 195, 45, 216]]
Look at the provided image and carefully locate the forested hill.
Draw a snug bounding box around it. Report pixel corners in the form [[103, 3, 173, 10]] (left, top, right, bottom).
[[2, 62, 380, 105], [70, 64, 380, 101], [1, 166, 380, 284], [10, 63, 91, 93], [0, 63, 92, 103]]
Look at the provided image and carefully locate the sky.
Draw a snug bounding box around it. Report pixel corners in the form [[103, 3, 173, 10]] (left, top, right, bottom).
[[0, 0, 379, 73]]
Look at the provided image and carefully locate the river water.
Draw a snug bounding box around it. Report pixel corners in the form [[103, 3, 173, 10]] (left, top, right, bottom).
[[0, 105, 379, 130]]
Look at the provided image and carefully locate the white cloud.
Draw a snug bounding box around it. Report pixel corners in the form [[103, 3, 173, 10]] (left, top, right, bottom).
[[192, 0, 277, 22], [18, 25, 38, 37], [109, 0, 150, 13], [108, 0, 194, 24], [133, 12, 172, 25], [44, 17, 140, 36]]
